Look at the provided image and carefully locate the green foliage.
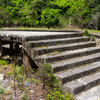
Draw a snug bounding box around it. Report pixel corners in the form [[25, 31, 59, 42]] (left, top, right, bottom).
[[83, 30, 95, 41], [6, 6, 19, 18], [36, 63, 55, 89], [0, 0, 98, 29], [88, 0, 100, 8], [40, 8, 60, 27], [59, 15, 68, 28], [51, 0, 72, 13], [12, 65, 25, 87], [46, 89, 73, 100], [84, 29, 90, 36], [32, 78, 39, 84], [22, 92, 29, 100], [0, 60, 8, 66], [37, 63, 73, 100], [0, 87, 5, 94], [18, 2, 39, 26], [12, 65, 24, 75]]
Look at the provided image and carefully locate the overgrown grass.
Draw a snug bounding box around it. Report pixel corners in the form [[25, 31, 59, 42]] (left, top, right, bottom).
[[89, 29, 100, 33], [59, 15, 69, 28]]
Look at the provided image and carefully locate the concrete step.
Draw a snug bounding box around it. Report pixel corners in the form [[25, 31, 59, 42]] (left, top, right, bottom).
[[22, 30, 100, 99], [37, 47, 100, 63], [62, 72, 100, 96], [25, 32, 84, 41], [54, 61, 100, 84], [32, 41, 96, 56], [27, 37, 89, 48], [74, 84, 100, 100], [51, 53, 100, 73]]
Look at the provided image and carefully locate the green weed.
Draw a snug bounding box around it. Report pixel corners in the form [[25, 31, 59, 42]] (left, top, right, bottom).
[[22, 92, 29, 100], [0, 86, 5, 100], [83, 29, 95, 41], [0, 60, 8, 66], [83, 29, 90, 37]]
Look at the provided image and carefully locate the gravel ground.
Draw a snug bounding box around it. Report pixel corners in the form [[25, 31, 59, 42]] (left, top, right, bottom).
[[0, 64, 46, 100]]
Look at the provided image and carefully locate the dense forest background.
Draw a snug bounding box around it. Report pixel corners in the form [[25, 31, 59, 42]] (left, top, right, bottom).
[[0, 0, 100, 30]]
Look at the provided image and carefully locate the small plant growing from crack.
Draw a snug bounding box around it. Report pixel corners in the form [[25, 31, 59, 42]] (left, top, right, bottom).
[[83, 29, 95, 41]]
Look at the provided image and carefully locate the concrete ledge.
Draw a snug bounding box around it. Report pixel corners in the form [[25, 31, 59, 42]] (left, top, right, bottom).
[[0, 28, 82, 32], [90, 33, 100, 38]]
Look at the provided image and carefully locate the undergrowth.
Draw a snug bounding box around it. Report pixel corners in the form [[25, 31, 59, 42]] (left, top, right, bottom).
[[0, 60, 73, 100]]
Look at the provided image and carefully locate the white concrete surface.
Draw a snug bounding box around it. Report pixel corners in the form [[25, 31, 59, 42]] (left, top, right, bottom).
[[0, 31, 75, 37], [75, 85, 100, 100]]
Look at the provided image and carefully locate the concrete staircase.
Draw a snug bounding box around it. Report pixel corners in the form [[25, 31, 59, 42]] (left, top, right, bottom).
[[24, 31, 100, 97]]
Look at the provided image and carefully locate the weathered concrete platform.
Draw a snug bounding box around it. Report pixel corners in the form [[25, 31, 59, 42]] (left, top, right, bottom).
[[0, 30, 83, 66], [0, 30, 81, 43], [0, 30, 81, 37]]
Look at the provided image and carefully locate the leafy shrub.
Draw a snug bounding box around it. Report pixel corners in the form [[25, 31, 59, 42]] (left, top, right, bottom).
[[40, 8, 60, 27], [37, 63, 73, 100], [46, 88, 73, 100], [0, 86, 5, 100], [83, 30, 95, 41], [0, 87, 5, 94], [1, 0, 99, 29], [84, 29, 90, 36], [36, 63, 57, 89]]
